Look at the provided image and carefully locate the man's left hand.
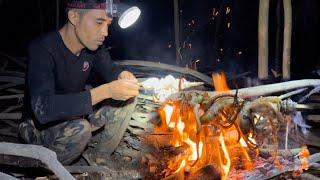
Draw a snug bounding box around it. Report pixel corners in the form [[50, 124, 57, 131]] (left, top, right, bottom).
[[118, 71, 138, 82]]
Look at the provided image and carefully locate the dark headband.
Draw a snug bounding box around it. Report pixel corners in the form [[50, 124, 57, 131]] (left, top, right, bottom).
[[67, 0, 107, 9]]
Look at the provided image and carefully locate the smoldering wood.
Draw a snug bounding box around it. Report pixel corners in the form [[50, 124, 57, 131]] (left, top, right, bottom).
[[0, 142, 75, 180]]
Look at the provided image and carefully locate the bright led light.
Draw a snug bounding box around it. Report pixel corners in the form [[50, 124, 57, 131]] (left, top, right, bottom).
[[118, 6, 141, 29]]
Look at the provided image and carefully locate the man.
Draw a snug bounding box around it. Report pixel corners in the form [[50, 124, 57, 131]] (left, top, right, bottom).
[[19, 0, 139, 165]]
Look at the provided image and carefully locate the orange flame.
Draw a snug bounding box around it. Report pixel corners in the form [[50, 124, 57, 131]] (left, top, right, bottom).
[[153, 72, 255, 178], [212, 72, 230, 92]]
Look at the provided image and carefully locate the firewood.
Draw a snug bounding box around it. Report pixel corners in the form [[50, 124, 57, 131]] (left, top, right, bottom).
[[0, 142, 75, 180]]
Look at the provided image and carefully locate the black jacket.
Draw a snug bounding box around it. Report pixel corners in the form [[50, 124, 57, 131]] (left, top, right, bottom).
[[25, 31, 121, 125]]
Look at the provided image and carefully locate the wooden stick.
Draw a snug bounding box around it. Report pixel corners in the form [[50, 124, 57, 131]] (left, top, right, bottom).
[[0, 113, 22, 120], [0, 94, 24, 100], [0, 83, 19, 91], [6, 88, 24, 94], [279, 88, 308, 100], [170, 79, 320, 99], [1, 104, 23, 113], [115, 60, 212, 85], [0, 142, 75, 180]]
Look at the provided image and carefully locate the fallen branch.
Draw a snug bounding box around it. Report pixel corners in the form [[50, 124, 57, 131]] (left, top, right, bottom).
[[0, 142, 75, 180]]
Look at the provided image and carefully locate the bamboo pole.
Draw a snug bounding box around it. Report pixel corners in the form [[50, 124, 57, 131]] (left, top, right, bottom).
[[282, 0, 292, 80], [258, 0, 270, 80]]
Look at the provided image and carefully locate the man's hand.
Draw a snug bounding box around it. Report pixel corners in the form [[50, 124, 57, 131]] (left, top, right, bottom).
[[118, 71, 138, 82], [90, 71, 139, 105]]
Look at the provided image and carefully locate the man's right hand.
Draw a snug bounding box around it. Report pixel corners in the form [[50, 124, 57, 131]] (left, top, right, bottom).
[[107, 79, 139, 101]]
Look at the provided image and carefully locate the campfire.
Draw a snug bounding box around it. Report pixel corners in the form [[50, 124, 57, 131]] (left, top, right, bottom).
[[142, 73, 313, 179]]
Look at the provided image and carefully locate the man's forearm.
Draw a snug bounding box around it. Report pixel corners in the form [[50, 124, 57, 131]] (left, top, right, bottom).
[[90, 84, 110, 105]]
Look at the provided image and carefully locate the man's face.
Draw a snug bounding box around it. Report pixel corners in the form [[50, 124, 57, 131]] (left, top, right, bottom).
[[74, 9, 112, 51]]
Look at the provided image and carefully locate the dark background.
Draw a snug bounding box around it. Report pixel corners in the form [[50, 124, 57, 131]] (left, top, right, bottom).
[[0, 0, 319, 79]]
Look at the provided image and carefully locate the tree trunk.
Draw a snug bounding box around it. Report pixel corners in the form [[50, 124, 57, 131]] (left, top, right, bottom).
[[258, 0, 270, 80], [282, 0, 292, 80], [173, 0, 181, 65]]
